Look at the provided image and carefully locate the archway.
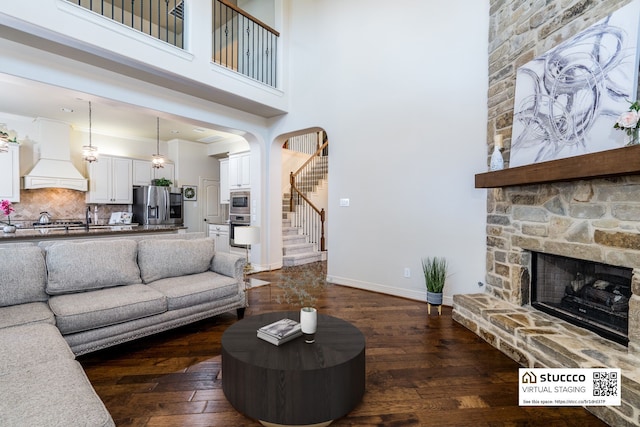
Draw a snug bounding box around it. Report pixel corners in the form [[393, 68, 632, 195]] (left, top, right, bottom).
[[275, 128, 328, 267]]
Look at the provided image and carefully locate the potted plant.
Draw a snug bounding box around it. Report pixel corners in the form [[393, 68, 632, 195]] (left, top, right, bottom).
[[152, 178, 173, 187], [1, 199, 16, 233], [421, 256, 448, 315]]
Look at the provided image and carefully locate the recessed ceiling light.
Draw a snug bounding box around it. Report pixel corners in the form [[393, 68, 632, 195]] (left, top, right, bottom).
[[61, 107, 74, 113], [192, 128, 206, 133]]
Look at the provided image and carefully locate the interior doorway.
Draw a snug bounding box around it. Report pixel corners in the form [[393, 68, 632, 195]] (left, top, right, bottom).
[[201, 177, 222, 232], [280, 129, 328, 266]]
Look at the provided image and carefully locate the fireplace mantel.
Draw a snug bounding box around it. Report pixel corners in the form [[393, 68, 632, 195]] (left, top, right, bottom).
[[475, 144, 640, 188]]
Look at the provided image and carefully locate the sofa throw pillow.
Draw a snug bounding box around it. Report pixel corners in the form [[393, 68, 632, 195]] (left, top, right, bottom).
[[0, 246, 48, 307], [138, 237, 215, 284], [46, 239, 142, 295]]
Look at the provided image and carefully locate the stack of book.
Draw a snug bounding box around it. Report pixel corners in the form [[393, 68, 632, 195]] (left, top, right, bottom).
[[257, 318, 302, 346]]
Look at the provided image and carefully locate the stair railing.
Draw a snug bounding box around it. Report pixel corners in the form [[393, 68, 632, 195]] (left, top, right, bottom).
[[289, 139, 329, 252]]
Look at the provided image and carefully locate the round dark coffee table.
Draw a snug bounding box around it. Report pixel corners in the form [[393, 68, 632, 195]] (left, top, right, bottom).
[[222, 311, 366, 426]]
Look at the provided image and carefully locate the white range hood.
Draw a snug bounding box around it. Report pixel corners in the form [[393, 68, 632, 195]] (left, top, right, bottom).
[[22, 118, 88, 191]]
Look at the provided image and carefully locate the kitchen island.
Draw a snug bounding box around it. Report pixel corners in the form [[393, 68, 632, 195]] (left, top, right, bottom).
[[0, 224, 187, 243]]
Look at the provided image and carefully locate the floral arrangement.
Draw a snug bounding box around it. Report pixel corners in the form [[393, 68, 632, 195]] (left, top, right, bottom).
[[1, 199, 14, 225], [275, 262, 328, 307], [614, 101, 640, 145]]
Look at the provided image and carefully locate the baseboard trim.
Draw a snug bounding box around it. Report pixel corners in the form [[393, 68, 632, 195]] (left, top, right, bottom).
[[326, 274, 452, 306]]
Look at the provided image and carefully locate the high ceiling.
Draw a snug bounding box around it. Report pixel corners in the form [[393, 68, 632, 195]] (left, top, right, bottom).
[[0, 73, 239, 144]]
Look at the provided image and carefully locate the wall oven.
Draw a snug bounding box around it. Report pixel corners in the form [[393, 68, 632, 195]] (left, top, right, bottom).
[[230, 190, 250, 215], [229, 214, 250, 248]]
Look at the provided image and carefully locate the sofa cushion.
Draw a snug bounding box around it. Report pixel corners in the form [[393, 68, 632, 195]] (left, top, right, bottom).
[[0, 359, 115, 427], [0, 246, 47, 306], [138, 237, 216, 284], [0, 323, 74, 375], [45, 239, 142, 295], [148, 271, 239, 310], [0, 302, 55, 329], [48, 284, 167, 334]]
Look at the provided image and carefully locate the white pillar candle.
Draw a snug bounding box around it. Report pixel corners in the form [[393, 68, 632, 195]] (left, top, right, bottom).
[[300, 307, 317, 343]]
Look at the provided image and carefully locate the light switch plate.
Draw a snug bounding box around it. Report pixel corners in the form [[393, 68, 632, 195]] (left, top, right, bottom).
[[339, 198, 350, 207]]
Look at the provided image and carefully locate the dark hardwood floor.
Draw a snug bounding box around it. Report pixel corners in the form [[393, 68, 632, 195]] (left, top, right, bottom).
[[79, 262, 608, 426]]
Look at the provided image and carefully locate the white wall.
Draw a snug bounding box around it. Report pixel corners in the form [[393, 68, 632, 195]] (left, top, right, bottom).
[[271, 0, 490, 304], [238, 0, 276, 28]]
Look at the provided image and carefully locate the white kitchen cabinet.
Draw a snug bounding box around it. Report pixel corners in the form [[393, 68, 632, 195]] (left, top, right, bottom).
[[229, 152, 250, 189], [132, 160, 153, 186], [219, 158, 229, 204], [154, 162, 175, 185], [132, 160, 175, 186], [86, 155, 133, 204], [208, 224, 230, 253], [0, 144, 20, 202]]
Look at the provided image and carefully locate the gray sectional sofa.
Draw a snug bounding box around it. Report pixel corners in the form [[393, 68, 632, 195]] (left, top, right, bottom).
[[0, 233, 246, 426]]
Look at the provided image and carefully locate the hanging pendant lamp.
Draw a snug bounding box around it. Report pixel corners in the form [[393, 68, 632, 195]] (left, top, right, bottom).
[[151, 117, 165, 169], [82, 101, 98, 163]]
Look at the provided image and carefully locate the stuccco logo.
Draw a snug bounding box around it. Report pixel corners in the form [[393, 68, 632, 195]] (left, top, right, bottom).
[[539, 373, 586, 382], [519, 368, 621, 407], [521, 371, 586, 383]]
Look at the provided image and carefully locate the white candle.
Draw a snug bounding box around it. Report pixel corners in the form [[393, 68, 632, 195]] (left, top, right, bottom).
[[494, 134, 503, 149]]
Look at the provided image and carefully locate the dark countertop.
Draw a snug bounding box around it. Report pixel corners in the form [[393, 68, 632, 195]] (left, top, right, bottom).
[[0, 224, 187, 242]]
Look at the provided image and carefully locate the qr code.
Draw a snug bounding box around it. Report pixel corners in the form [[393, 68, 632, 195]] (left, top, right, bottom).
[[593, 371, 618, 397]]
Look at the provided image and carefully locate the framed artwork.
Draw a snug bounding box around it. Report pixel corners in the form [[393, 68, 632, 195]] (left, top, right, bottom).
[[183, 185, 197, 201], [510, 0, 640, 167]]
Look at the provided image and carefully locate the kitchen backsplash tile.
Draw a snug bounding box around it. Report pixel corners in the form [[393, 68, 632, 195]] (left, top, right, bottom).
[[9, 189, 129, 227]]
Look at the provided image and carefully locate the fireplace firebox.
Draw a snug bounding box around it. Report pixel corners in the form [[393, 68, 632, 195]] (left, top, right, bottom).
[[531, 252, 631, 345]]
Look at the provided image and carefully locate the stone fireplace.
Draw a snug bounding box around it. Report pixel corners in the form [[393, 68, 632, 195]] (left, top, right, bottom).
[[473, 0, 640, 425], [453, 165, 640, 426], [533, 251, 632, 346], [453, 146, 640, 426]]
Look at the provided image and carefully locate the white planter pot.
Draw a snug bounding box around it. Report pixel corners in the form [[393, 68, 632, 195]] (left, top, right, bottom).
[[300, 307, 317, 343], [3, 225, 16, 233]]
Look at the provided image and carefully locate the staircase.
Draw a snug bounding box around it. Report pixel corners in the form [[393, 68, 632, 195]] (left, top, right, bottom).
[[282, 144, 328, 267], [282, 216, 326, 266]]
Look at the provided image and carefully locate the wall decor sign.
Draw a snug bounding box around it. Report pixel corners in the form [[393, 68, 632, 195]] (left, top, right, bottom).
[[510, 0, 640, 167], [183, 185, 197, 201]]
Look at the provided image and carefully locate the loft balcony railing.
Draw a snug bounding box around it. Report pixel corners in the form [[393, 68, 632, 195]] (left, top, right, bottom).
[[65, 0, 185, 48], [65, 1, 279, 88], [213, 0, 279, 88]]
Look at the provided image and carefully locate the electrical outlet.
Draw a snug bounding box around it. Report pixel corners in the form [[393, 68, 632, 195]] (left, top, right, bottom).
[[404, 267, 411, 278]]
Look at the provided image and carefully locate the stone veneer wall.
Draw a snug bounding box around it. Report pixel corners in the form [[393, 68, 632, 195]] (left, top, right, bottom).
[[450, 1, 640, 426], [487, 0, 635, 161], [484, 0, 640, 353], [485, 179, 640, 350]]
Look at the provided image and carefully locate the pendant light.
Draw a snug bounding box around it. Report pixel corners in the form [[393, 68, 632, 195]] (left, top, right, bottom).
[[151, 117, 165, 168], [82, 101, 98, 162]]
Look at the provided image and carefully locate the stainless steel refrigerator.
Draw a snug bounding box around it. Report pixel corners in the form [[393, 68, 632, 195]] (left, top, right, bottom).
[[132, 186, 184, 225]]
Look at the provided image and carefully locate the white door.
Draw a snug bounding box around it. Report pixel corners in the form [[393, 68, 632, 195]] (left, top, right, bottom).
[[201, 178, 222, 232]]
